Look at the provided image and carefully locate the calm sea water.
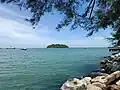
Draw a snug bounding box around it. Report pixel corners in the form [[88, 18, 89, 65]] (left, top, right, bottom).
[[0, 48, 111, 90]]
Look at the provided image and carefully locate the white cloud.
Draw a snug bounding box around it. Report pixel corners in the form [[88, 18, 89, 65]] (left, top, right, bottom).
[[0, 17, 110, 48], [0, 17, 55, 48], [0, 4, 30, 19]]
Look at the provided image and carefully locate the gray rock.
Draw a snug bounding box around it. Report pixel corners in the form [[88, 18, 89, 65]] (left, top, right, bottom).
[[116, 57, 120, 62], [90, 72, 108, 78]]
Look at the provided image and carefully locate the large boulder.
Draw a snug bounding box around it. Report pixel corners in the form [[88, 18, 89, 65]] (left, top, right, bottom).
[[110, 62, 119, 72], [116, 80, 120, 85], [116, 57, 120, 62], [91, 71, 120, 85], [104, 61, 113, 74], [105, 71, 120, 85], [61, 77, 91, 90], [92, 82, 106, 90], [100, 60, 108, 69], [115, 54, 119, 57], [100, 59, 114, 74], [111, 71, 120, 79], [106, 85, 120, 90], [86, 84, 102, 90], [91, 76, 107, 84], [105, 74, 116, 85], [80, 77, 92, 85], [61, 78, 85, 90]]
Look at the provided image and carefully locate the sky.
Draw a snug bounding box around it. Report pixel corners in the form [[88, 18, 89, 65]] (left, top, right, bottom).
[[0, 3, 112, 48]]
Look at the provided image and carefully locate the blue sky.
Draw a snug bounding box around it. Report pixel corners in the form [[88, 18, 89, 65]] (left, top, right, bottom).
[[0, 4, 112, 48]]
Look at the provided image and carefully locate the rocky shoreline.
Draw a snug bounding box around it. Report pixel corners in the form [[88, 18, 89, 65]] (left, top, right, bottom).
[[61, 53, 120, 90]]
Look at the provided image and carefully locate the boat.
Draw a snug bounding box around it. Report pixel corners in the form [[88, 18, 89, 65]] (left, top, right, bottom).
[[6, 46, 15, 49], [21, 48, 27, 50], [11, 46, 15, 49]]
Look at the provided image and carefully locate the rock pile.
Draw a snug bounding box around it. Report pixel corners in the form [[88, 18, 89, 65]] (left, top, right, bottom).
[[61, 53, 120, 90], [61, 71, 120, 90], [88, 53, 120, 78], [100, 53, 120, 74]]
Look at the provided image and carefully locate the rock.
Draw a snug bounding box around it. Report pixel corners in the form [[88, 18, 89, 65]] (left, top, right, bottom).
[[112, 53, 118, 55], [101, 57, 120, 73], [116, 80, 120, 85], [91, 71, 120, 85], [118, 53, 120, 56], [100, 59, 119, 74], [100, 59, 114, 74], [100, 69, 105, 72], [110, 62, 119, 72], [116, 57, 120, 62], [91, 76, 107, 84], [86, 84, 102, 90], [92, 82, 106, 90], [105, 71, 120, 85], [90, 72, 108, 78], [99, 53, 120, 74], [80, 77, 92, 85], [105, 74, 116, 85], [61, 77, 91, 90], [115, 54, 119, 57], [104, 62, 113, 73], [111, 71, 120, 79], [61, 78, 85, 90], [61, 51, 120, 90], [100, 60, 108, 65], [103, 56, 114, 61], [106, 85, 120, 90], [111, 55, 115, 59]]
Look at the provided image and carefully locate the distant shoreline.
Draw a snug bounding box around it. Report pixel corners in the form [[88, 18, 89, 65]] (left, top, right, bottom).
[[0, 47, 108, 49], [47, 44, 69, 48]]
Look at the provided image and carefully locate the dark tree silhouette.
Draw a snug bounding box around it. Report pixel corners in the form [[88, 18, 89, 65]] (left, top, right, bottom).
[[0, 0, 120, 46]]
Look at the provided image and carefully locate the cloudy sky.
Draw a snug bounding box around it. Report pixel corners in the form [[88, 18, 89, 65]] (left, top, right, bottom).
[[0, 4, 112, 48]]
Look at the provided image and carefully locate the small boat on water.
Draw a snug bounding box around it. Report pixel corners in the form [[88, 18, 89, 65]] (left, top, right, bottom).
[[11, 47, 15, 49], [6, 46, 15, 49], [21, 48, 27, 50]]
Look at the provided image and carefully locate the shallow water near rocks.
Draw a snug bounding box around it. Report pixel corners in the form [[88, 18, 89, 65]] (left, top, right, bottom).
[[0, 48, 111, 90]]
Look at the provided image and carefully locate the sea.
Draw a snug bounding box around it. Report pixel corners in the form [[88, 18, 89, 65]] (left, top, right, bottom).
[[0, 48, 112, 90]]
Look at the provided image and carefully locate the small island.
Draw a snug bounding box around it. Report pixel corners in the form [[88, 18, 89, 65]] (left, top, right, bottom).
[[47, 44, 69, 48]]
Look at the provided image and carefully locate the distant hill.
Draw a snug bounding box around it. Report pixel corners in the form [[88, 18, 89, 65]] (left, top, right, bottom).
[[47, 44, 69, 48]]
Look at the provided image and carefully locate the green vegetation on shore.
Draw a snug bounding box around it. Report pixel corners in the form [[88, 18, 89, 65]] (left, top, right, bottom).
[[47, 44, 69, 48]]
